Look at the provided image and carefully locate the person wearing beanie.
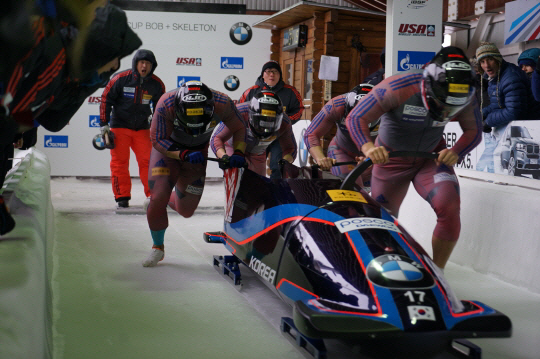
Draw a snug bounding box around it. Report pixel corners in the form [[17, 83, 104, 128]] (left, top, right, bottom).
[[475, 42, 531, 174], [238, 60, 303, 179], [532, 55, 540, 102], [518, 48, 540, 78]]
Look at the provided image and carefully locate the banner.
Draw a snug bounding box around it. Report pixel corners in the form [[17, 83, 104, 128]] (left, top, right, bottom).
[[386, 0, 442, 76], [36, 11, 271, 177], [447, 121, 540, 181], [504, 0, 540, 45]]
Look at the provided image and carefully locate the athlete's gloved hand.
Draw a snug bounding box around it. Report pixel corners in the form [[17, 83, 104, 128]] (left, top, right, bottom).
[[229, 150, 246, 168], [100, 124, 110, 135], [219, 155, 231, 170], [180, 150, 205, 164]]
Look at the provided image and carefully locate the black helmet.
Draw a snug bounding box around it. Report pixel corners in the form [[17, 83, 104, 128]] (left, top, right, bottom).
[[421, 46, 475, 121], [344, 83, 379, 136], [174, 81, 215, 137], [345, 83, 374, 117], [248, 91, 284, 139]]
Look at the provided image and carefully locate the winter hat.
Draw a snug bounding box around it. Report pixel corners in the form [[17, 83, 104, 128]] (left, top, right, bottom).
[[475, 42, 503, 64], [518, 48, 540, 69], [261, 60, 282, 78], [518, 58, 536, 69]]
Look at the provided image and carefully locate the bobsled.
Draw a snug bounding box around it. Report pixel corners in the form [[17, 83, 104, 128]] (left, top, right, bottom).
[[204, 152, 511, 358]]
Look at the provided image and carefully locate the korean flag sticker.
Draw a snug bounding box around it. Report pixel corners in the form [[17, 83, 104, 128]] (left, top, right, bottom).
[[408, 305, 436, 322]]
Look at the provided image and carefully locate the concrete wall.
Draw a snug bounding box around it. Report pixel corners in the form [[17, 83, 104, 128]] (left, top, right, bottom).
[[399, 168, 540, 294], [0, 149, 54, 359]]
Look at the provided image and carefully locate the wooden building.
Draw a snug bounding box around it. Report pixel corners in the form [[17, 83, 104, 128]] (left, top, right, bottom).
[[253, 1, 386, 123]]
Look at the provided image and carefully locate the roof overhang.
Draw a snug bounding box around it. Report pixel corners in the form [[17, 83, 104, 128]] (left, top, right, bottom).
[[252, 1, 385, 30]]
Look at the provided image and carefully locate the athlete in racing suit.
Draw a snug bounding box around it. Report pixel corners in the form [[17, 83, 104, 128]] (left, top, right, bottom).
[[304, 84, 377, 189], [346, 47, 482, 270], [142, 82, 246, 267], [211, 91, 297, 177]]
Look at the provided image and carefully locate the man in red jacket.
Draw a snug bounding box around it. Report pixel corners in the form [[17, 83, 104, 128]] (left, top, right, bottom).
[[100, 49, 165, 208]]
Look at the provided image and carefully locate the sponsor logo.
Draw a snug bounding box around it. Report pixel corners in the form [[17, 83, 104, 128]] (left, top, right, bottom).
[[249, 256, 276, 284], [327, 190, 367, 203], [398, 24, 435, 36], [230, 22, 252, 45], [176, 57, 202, 66], [408, 306, 436, 321], [335, 217, 401, 234], [433, 172, 458, 183], [88, 96, 102, 105], [397, 51, 435, 72], [403, 105, 428, 117], [367, 254, 435, 289], [89, 115, 100, 127], [259, 97, 279, 105], [221, 57, 244, 69], [224, 75, 240, 91], [443, 61, 471, 71], [152, 167, 170, 176], [44, 135, 68, 148], [182, 94, 207, 102], [177, 76, 201, 87], [407, 0, 429, 9], [186, 185, 204, 195]]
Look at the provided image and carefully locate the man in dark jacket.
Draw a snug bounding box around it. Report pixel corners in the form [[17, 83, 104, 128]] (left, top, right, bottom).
[[475, 42, 530, 173], [100, 49, 166, 208], [238, 60, 303, 179], [363, 47, 385, 86]]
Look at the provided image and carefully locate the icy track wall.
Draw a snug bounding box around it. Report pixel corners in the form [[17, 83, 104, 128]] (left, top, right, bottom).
[[0, 149, 54, 359], [399, 168, 540, 294]]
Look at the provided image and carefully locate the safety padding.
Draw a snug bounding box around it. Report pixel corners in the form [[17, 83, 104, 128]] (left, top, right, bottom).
[[0, 149, 54, 359]]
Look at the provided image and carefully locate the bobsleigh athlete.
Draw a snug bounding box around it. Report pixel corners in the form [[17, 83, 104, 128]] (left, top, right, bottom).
[[143, 81, 246, 267], [211, 91, 297, 177], [304, 83, 378, 189], [346, 46, 482, 271]]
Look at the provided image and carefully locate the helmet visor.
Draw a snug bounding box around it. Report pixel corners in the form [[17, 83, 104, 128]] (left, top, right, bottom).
[[176, 100, 214, 137], [249, 108, 283, 139], [423, 61, 475, 120]]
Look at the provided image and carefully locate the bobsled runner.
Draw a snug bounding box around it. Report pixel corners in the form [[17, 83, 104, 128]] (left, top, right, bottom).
[[204, 152, 511, 358]]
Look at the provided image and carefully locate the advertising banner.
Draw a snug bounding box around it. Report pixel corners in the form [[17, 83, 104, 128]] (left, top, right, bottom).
[[386, 0, 442, 76], [504, 0, 540, 45], [36, 11, 270, 177], [446, 120, 540, 181]]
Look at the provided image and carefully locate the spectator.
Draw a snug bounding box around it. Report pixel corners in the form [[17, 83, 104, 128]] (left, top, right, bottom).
[[304, 83, 377, 189], [238, 60, 303, 179], [211, 91, 296, 177], [346, 46, 481, 271], [518, 48, 540, 79], [475, 42, 530, 173], [142, 82, 246, 267], [100, 49, 165, 208], [364, 47, 385, 86], [517, 48, 540, 120], [533, 56, 540, 102]]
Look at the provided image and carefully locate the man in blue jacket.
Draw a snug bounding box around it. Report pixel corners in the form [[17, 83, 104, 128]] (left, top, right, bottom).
[[475, 42, 530, 173]]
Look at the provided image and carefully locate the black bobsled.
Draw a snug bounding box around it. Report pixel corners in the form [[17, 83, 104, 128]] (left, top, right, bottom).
[[204, 152, 511, 358]]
